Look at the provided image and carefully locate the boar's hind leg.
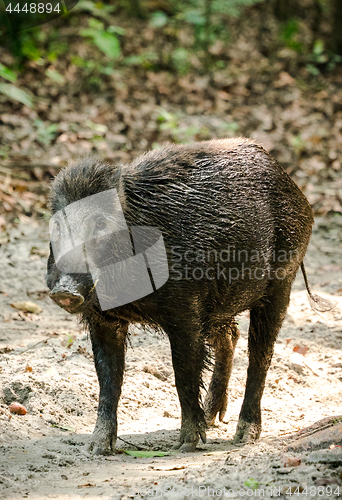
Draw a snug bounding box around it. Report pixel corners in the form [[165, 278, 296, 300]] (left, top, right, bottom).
[[204, 322, 239, 426], [88, 319, 128, 455], [166, 323, 207, 452], [233, 280, 293, 444]]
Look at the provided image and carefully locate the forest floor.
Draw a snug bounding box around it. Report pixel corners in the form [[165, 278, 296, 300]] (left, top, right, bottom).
[[0, 215, 341, 499]]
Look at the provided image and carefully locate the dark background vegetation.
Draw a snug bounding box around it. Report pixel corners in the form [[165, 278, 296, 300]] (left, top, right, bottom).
[[0, 0, 342, 230]]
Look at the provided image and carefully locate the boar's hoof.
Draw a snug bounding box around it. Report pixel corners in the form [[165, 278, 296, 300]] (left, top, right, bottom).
[[88, 431, 117, 455], [233, 420, 261, 444], [172, 421, 206, 452], [204, 397, 227, 426], [173, 441, 198, 453]]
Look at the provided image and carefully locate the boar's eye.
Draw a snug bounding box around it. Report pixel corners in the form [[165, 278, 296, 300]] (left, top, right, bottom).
[[95, 217, 106, 230], [53, 219, 61, 233]]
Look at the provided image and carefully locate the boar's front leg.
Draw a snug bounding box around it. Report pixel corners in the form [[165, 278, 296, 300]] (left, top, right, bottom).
[[87, 317, 128, 455], [164, 319, 207, 452]]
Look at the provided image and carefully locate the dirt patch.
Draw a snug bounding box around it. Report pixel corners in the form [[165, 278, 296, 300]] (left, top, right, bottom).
[[0, 216, 341, 499]]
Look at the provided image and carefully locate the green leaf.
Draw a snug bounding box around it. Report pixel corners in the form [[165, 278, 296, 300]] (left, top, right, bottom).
[[80, 28, 98, 38], [313, 39, 324, 56], [74, 0, 115, 18], [85, 119, 108, 134], [45, 69, 65, 84], [306, 64, 320, 76], [282, 19, 299, 42], [124, 450, 170, 458], [51, 424, 76, 432], [88, 18, 104, 30], [183, 9, 206, 26], [172, 48, 191, 75], [93, 32, 121, 59], [0, 83, 33, 108], [0, 63, 17, 83], [107, 25, 126, 35], [216, 0, 264, 16], [244, 479, 259, 490], [149, 12, 168, 28]]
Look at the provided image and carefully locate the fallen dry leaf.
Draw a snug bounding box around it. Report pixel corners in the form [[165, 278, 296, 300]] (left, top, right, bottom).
[[284, 457, 301, 467], [10, 301, 42, 314], [274, 71, 296, 88], [293, 345, 309, 356]]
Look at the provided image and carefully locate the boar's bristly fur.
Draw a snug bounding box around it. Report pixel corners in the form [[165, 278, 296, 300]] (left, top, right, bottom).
[[47, 138, 314, 454]]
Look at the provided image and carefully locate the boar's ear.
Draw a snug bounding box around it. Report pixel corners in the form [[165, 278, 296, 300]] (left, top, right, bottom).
[[116, 168, 128, 213]]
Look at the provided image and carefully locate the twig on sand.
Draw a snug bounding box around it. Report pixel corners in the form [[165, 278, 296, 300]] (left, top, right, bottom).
[[18, 338, 49, 355], [117, 436, 150, 451]]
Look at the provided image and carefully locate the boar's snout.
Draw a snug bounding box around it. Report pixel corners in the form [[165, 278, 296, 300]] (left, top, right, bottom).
[[49, 290, 85, 312]]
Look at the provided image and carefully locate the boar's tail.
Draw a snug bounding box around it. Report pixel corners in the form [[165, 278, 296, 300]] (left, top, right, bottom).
[[300, 263, 335, 312]]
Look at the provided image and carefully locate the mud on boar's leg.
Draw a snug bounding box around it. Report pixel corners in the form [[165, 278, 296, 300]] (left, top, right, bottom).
[[87, 317, 128, 455], [163, 318, 207, 452], [234, 279, 293, 444], [204, 322, 240, 426]]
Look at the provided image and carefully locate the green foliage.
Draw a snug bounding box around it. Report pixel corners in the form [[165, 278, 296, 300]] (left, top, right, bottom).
[[125, 52, 160, 70], [244, 479, 259, 490], [156, 107, 238, 144], [289, 134, 306, 155], [0, 0, 264, 80], [211, 0, 264, 17], [45, 69, 65, 84], [16, 30, 43, 61], [34, 119, 59, 146], [85, 119, 108, 140], [281, 19, 303, 52], [80, 19, 123, 60], [174, 0, 262, 20], [173, 0, 263, 51], [149, 11, 169, 28], [73, 0, 115, 20], [181, 9, 206, 26], [0, 147, 9, 160], [171, 48, 192, 75], [47, 39, 69, 63], [0, 83, 33, 107], [74, 0, 116, 19], [124, 450, 169, 457], [63, 333, 75, 349], [279, 19, 342, 74], [0, 63, 17, 82], [306, 39, 342, 74]]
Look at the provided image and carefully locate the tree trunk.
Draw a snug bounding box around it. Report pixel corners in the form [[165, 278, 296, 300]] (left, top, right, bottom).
[[273, 0, 297, 21], [123, 0, 146, 19], [331, 0, 342, 56]]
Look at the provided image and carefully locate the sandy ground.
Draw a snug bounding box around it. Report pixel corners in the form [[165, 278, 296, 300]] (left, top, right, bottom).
[[0, 215, 341, 499]]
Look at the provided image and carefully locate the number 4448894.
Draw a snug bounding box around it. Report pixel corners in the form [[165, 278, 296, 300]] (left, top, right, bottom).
[[286, 485, 341, 496], [6, 3, 61, 13]]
